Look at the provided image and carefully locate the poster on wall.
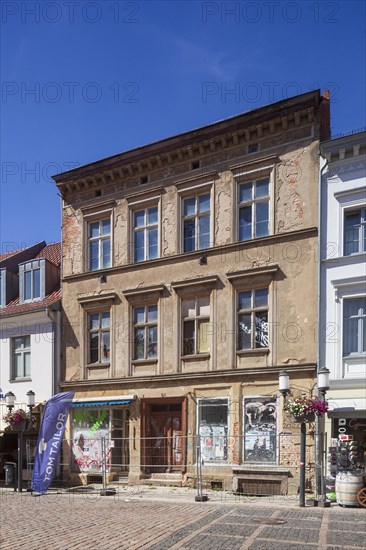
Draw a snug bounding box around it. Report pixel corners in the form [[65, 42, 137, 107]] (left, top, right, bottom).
[[244, 397, 277, 463], [71, 408, 111, 472]]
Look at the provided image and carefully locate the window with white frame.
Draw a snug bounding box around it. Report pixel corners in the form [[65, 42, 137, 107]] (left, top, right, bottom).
[[198, 398, 228, 462], [88, 218, 111, 271], [343, 298, 366, 356], [0, 269, 5, 307], [182, 193, 211, 252], [88, 311, 111, 364], [237, 288, 269, 350], [238, 178, 269, 241], [344, 208, 366, 256], [12, 335, 31, 378], [243, 397, 277, 463], [182, 296, 210, 356], [19, 260, 44, 302], [133, 304, 158, 360], [133, 207, 158, 262]]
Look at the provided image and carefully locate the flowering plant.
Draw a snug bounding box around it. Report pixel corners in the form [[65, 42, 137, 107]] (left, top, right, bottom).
[[3, 408, 29, 431], [284, 396, 328, 418]]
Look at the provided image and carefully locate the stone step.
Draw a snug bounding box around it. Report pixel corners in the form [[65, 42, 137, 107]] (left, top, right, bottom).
[[140, 478, 182, 487], [150, 473, 182, 480]]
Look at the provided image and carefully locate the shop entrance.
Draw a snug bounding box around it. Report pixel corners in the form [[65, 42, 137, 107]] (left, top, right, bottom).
[[141, 399, 186, 474], [111, 408, 130, 474]]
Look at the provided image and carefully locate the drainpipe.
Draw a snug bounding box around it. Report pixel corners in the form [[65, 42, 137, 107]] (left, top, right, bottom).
[[46, 304, 60, 396], [316, 154, 328, 499]]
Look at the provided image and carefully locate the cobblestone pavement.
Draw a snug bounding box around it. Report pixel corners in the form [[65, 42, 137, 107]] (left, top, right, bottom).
[[1, 490, 365, 550]]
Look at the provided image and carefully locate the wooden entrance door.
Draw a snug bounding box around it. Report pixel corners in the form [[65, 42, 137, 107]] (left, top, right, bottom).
[[143, 402, 185, 473]]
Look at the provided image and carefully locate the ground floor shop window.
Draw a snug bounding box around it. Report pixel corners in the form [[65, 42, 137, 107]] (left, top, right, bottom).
[[243, 397, 277, 463], [331, 416, 366, 470], [71, 408, 110, 472], [198, 398, 228, 462]]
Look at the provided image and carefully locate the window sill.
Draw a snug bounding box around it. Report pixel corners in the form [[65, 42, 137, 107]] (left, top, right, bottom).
[[10, 377, 32, 383], [86, 363, 110, 369], [181, 353, 210, 361], [237, 348, 270, 357], [131, 358, 158, 365]]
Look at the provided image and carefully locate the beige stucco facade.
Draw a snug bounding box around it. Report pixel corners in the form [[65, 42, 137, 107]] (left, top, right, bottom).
[[55, 90, 330, 494]]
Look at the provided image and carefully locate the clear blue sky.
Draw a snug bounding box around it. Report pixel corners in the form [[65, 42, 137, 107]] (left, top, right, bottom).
[[1, 0, 365, 251]]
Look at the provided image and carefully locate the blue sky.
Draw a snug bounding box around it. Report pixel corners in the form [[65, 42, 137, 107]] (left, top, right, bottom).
[[1, 0, 365, 251]]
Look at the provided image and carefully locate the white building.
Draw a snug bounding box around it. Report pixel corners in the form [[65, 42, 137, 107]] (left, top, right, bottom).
[[320, 130, 366, 459], [0, 242, 61, 467]]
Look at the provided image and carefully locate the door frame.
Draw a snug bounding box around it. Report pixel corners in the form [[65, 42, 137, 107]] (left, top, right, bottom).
[[141, 396, 187, 473]]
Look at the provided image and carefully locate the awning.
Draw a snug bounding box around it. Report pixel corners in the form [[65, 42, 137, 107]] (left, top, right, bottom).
[[72, 395, 135, 408]]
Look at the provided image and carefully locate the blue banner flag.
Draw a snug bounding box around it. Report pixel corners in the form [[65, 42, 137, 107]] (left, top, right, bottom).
[[32, 391, 74, 494]]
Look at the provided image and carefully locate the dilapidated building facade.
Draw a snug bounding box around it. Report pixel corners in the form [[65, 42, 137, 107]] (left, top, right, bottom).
[[54, 90, 330, 494]]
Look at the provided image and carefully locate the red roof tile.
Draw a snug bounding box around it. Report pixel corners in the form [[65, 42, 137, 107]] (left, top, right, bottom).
[[0, 249, 21, 261], [0, 289, 61, 317], [35, 242, 61, 267]]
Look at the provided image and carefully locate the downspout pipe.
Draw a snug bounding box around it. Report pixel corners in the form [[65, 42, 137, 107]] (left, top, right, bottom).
[[46, 302, 61, 396]]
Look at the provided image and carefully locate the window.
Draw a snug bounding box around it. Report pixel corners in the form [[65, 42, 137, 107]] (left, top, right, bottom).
[[18, 260, 44, 303], [72, 408, 110, 472], [0, 269, 5, 307], [133, 304, 158, 360], [88, 312, 111, 364], [139, 176, 149, 185], [237, 288, 269, 350], [182, 296, 210, 356], [182, 193, 210, 252], [12, 336, 31, 378], [190, 160, 200, 170], [344, 208, 366, 255], [238, 178, 269, 241], [244, 397, 277, 463], [88, 218, 111, 271], [133, 207, 158, 262], [198, 398, 228, 462], [343, 298, 366, 356]]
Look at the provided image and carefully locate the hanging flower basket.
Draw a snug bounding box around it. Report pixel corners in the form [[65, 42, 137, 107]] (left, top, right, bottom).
[[284, 396, 328, 421], [3, 409, 30, 432]]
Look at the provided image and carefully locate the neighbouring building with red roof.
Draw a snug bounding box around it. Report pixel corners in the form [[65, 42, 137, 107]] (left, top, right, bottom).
[[0, 241, 61, 474]]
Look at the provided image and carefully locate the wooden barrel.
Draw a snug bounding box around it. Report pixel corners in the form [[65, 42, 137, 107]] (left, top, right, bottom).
[[336, 472, 364, 506]]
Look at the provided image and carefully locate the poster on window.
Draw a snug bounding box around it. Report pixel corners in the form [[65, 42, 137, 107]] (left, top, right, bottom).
[[200, 424, 228, 462], [244, 397, 277, 463], [71, 408, 111, 472]]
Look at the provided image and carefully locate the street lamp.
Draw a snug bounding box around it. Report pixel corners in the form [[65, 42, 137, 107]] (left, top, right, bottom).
[[317, 367, 330, 507], [26, 390, 36, 419], [318, 367, 330, 400], [5, 391, 15, 412], [5, 390, 36, 492], [278, 371, 307, 507]]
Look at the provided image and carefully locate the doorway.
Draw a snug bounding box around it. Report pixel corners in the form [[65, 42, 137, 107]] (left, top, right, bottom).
[[141, 399, 186, 474]]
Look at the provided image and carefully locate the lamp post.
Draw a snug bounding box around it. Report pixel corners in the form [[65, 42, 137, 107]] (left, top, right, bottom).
[[317, 367, 330, 507], [278, 371, 306, 507], [5, 390, 36, 492]]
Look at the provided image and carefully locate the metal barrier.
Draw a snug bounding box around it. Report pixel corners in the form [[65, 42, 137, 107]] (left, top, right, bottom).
[[14, 431, 328, 499]]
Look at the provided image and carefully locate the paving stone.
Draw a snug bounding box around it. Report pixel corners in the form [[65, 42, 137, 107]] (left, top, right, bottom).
[[327, 530, 366, 548], [185, 533, 244, 549], [259, 526, 320, 543], [1, 492, 365, 550], [202, 522, 257, 537], [328, 520, 366, 532], [249, 541, 318, 550]]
